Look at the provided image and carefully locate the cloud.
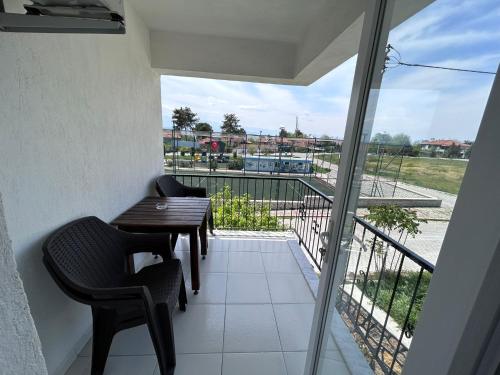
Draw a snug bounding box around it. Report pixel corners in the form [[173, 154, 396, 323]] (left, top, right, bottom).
[[160, 0, 498, 141], [161, 60, 356, 138]]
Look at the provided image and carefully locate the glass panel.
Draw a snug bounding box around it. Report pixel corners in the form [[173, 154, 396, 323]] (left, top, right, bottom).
[[314, 0, 498, 374]]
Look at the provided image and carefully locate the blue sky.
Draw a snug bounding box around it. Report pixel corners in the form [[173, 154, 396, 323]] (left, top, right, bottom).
[[161, 0, 499, 142]]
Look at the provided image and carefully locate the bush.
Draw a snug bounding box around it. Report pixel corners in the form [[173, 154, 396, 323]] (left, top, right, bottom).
[[357, 271, 431, 332], [228, 157, 244, 170], [210, 185, 280, 230]]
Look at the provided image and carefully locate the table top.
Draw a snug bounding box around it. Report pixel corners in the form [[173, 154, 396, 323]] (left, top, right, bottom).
[[112, 196, 210, 229]]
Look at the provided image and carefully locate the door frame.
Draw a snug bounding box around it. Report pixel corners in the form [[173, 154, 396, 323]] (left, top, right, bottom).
[[304, 0, 395, 373]]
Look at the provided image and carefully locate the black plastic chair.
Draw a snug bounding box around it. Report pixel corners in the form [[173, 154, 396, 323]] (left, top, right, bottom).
[[156, 175, 215, 239], [43, 216, 187, 375]]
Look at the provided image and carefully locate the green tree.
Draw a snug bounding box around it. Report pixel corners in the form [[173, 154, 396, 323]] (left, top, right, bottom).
[[366, 205, 427, 272], [194, 122, 213, 132], [446, 143, 462, 158], [391, 133, 412, 146], [221, 113, 245, 134], [371, 132, 392, 144], [294, 129, 304, 138], [279, 127, 288, 138], [172, 107, 198, 131]]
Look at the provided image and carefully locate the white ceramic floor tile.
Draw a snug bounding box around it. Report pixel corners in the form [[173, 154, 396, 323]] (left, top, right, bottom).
[[224, 304, 281, 352], [226, 273, 271, 304], [226, 239, 261, 252], [173, 304, 225, 354], [222, 352, 287, 375], [153, 353, 222, 375], [208, 237, 226, 252], [228, 252, 264, 273], [318, 357, 351, 375], [262, 252, 302, 273], [273, 304, 315, 351], [260, 240, 291, 253], [283, 352, 307, 375], [109, 326, 155, 356], [267, 274, 315, 303], [177, 250, 228, 273], [186, 273, 227, 304], [66, 355, 157, 375]]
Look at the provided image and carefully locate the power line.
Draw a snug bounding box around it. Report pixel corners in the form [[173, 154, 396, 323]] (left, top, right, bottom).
[[384, 44, 496, 75]]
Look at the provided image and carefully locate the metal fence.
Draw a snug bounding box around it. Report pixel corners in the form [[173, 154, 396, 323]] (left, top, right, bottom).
[[164, 129, 421, 199], [164, 128, 342, 183], [337, 216, 434, 374], [173, 173, 333, 269]]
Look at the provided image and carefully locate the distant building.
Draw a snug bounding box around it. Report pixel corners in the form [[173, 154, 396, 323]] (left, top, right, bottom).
[[244, 156, 312, 173], [419, 139, 471, 157]]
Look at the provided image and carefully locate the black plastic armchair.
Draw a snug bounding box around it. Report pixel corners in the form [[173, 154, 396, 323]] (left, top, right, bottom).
[[42, 216, 187, 375], [156, 175, 215, 237]]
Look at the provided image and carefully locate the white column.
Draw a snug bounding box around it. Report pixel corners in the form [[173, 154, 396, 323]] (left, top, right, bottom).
[[0, 192, 48, 375]]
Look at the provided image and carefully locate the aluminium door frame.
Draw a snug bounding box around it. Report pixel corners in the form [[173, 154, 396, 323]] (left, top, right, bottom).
[[304, 0, 396, 374]]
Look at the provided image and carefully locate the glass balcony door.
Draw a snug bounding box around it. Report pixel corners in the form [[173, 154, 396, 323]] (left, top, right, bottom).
[[304, 0, 498, 373]]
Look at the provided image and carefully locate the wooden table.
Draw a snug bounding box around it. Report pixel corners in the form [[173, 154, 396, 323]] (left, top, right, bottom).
[[112, 196, 211, 294]]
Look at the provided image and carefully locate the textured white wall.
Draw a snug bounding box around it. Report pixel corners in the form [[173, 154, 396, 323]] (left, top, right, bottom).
[[0, 2, 163, 374], [0, 193, 48, 375]]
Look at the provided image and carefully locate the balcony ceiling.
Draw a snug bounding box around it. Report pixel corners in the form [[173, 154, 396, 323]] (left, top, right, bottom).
[[129, 0, 432, 85], [130, 0, 328, 44]]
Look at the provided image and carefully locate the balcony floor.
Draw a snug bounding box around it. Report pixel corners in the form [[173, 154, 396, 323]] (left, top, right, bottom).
[[66, 232, 352, 375]]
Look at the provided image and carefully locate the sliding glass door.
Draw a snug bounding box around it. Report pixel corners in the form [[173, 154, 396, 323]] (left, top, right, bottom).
[[304, 0, 498, 373]]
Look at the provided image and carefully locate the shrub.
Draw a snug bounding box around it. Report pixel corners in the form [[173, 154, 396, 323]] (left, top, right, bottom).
[[357, 270, 431, 332], [228, 157, 244, 170], [210, 185, 280, 230]]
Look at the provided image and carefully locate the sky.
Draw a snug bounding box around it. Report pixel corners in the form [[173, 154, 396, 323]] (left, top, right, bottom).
[[161, 0, 500, 142]]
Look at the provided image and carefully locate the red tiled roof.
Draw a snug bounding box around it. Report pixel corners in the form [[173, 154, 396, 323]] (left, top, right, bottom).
[[420, 139, 470, 148]]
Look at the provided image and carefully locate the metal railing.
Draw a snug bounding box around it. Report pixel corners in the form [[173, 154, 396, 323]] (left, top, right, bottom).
[[173, 173, 333, 269], [172, 173, 433, 374], [337, 216, 434, 374]]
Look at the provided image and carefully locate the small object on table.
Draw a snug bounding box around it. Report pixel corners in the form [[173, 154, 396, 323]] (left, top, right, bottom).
[[112, 196, 210, 294]]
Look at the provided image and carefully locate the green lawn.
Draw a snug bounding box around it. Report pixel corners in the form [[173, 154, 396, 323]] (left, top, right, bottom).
[[317, 154, 467, 194], [313, 164, 331, 174]]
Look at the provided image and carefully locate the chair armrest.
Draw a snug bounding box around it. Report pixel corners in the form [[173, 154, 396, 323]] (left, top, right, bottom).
[[90, 285, 157, 311], [121, 232, 174, 259], [91, 285, 146, 300], [184, 186, 207, 198]]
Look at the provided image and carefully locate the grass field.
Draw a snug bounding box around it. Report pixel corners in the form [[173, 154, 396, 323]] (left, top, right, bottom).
[[317, 154, 467, 194]]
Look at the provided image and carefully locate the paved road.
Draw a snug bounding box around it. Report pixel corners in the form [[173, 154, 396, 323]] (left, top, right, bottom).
[[312, 156, 458, 267]]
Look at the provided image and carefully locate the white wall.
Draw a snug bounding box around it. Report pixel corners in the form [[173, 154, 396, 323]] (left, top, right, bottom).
[[0, 2, 163, 374], [0, 193, 48, 375]]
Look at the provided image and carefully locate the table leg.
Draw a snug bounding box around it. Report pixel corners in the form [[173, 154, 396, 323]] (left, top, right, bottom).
[[189, 229, 200, 294], [171, 233, 179, 252], [126, 254, 135, 274], [200, 215, 208, 260]]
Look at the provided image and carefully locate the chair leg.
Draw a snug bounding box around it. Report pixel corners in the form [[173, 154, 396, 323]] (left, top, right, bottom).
[[179, 275, 187, 311], [147, 304, 176, 375], [91, 308, 116, 375]]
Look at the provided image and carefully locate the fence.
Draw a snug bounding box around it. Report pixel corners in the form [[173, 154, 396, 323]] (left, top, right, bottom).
[[337, 216, 434, 374], [173, 173, 333, 270], [164, 129, 421, 199]]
